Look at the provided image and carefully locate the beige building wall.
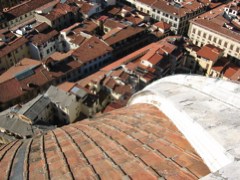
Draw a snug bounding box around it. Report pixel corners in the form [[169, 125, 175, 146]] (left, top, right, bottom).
[[197, 57, 213, 76], [0, 43, 30, 70], [129, 0, 206, 34], [188, 23, 240, 60], [35, 14, 53, 27], [135, 1, 151, 14], [7, 11, 35, 28], [209, 69, 221, 78]]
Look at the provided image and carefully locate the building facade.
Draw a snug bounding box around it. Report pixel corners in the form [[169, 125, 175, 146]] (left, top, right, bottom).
[[126, 0, 208, 34], [188, 2, 240, 61]]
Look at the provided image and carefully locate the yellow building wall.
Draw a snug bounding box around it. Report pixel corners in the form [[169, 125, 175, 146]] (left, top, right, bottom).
[[7, 11, 34, 28], [197, 57, 213, 76], [0, 43, 30, 71]]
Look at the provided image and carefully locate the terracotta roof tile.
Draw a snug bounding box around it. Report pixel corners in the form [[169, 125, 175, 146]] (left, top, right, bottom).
[[58, 82, 76, 92], [153, 21, 171, 30], [103, 19, 126, 30], [125, 14, 144, 25], [34, 22, 50, 33], [211, 57, 229, 72], [4, 0, 53, 20], [45, 3, 79, 21], [102, 26, 144, 46], [0, 58, 41, 83], [197, 44, 223, 63], [0, 104, 210, 179], [30, 29, 59, 46], [72, 36, 113, 63], [223, 63, 240, 80], [0, 36, 28, 58], [0, 57, 82, 105]]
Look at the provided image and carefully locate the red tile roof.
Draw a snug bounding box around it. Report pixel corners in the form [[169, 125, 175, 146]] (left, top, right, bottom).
[[45, 3, 79, 21], [34, 22, 50, 33], [0, 58, 41, 83], [153, 21, 171, 31], [211, 57, 229, 72], [72, 36, 113, 64], [102, 100, 126, 113], [4, 0, 53, 20], [0, 36, 28, 58], [223, 63, 240, 81], [0, 56, 83, 105], [58, 82, 76, 92], [77, 0, 95, 15], [72, 20, 98, 34], [31, 29, 59, 45], [124, 14, 144, 25], [102, 26, 144, 46], [103, 19, 126, 30], [0, 104, 210, 179], [197, 44, 223, 63], [77, 71, 106, 87], [101, 43, 156, 71]]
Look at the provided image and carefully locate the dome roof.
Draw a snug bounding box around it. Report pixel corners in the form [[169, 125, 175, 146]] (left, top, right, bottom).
[[0, 103, 209, 179]]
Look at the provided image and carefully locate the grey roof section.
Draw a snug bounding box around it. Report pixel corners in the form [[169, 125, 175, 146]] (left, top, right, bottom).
[[0, 131, 16, 142], [45, 86, 78, 108], [129, 74, 240, 179], [71, 86, 87, 98], [0, 113, 34, 137], [18, 95, 51, 122]]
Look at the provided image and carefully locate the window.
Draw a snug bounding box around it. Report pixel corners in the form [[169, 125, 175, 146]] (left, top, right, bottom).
[[197, 30, 201, 36], [224, 42, 228, 48], [192, 28, 196, 33], [213, 37, 217, 43], [208, 35, 212, 41], [230, 44, 234, 50], [236, 47, 240, 53], [203, 33, 206, 38], [218, 39, 222, 45], [47, 49, 50, 54]]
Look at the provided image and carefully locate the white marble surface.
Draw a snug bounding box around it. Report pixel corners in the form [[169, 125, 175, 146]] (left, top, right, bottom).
[[128, 75, 240, 178]]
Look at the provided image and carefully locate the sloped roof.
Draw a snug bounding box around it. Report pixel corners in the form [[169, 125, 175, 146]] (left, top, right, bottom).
[[0, 103, 209, 179], [129, 74, 240, 177], [197, 44, 223, 63], [72, 36, 113, 63], [3, 0, 53, 20]]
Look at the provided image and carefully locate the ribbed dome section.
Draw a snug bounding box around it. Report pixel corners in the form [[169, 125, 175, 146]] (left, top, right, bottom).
[[0, 103, 209, 179]]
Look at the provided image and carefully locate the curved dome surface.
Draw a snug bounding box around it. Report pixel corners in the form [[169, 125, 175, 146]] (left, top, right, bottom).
[[1, 75, 240, 179], [0, 103, 210, 179], [129, 75, 240, 178]]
